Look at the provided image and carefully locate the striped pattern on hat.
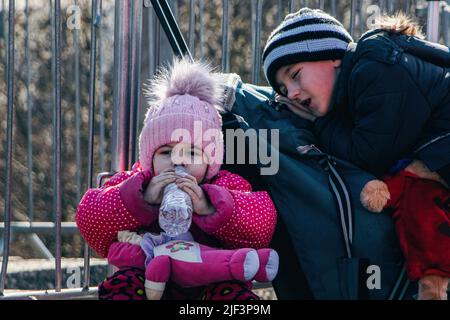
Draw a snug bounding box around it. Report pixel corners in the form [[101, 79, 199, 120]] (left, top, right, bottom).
[[263, 8, 353, 94]]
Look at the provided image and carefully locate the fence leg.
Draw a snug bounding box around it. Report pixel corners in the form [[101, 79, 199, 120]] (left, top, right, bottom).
[[427, 0, 440, 42]]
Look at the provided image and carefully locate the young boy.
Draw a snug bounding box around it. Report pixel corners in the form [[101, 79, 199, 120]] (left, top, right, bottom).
[[262, 7, 450, 300]]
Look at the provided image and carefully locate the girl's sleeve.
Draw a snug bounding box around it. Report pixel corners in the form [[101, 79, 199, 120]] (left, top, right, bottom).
[[75, 168, 159, 257], [192, 170, 277, 249], [107, 242, 146, 269]]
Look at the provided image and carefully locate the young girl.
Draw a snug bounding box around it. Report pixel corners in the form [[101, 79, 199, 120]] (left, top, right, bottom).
[[76, 59, 277, 300], [262, 8, 449, 300]]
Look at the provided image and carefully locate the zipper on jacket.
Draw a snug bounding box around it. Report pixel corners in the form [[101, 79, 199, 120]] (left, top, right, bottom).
[[296, 144, 353, 258]]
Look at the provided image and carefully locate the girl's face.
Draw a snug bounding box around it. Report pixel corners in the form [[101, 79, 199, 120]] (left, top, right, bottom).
[[153, 142, 209, 183], [275, 60, 341, 117]]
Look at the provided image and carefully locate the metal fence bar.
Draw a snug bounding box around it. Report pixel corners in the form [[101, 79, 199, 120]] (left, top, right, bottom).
[[188, 0, 195, 55], [153, 6, 161, 67], [112, 0, 147, 174], [0, 287, 99, 300], [221, 0, 229, 72], [83, 0, 101, 291], [74, 0, 82, 202], [146, 1, 158, 78], [349, 0, 357, 38], [277, 0, 283, 24], [24, 11, 53, 261], [128, 0, 143, 166], [289, 0, 295, 13], [0, 0, 15, 297], [427, 0, 440, 42], [147, 2, 154, 79], [379, 0, 386, 14], [0, 0, 4, 39], [0, 222, 79, 234], [155, 6, 161, 68], [87, 0, 100, 189], [23, 0, 51, 260], [319, 0, 324, 10], [172, 0, 178, 20], [358, 0, 364, 37], [25, 0, 34, 224], [198, 0, 204, 58], [51, 0, 63, 292], [404, 0, 411, 15], [251, 0, 263, 84], [331, 0, 336, 17], [443, 2, 449, 46], [387, 0, 395, 14], [99, 3, 106, 172], [112, 0, 130, 172], [1, 0, 7, 84]]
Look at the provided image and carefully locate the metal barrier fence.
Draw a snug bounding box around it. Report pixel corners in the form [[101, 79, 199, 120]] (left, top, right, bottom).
[[0, 0, 449, 299]]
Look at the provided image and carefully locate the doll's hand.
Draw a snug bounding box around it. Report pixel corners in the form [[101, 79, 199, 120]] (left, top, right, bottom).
[[144, 168, 178, 205], [117, 230, 143, 245], [175, 175, 215, 215], [275, 94, 317, 122]]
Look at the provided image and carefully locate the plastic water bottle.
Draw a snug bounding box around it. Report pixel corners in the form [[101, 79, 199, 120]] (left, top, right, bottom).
[[158, 166, 193, 236]]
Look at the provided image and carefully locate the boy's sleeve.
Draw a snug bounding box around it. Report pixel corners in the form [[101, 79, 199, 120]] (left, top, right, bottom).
[[313, 61, 430, 176], [75, 168, 159, 257], [193, 170, 277, 249]]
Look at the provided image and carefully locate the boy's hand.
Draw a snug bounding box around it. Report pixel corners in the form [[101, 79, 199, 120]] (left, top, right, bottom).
[[144, 168, 177, 205], [276, 94, 317, 122], [175, 175, 215, 215]]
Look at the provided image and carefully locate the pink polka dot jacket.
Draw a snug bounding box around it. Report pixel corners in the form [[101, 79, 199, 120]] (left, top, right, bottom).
[[75, 163, 277, 258]]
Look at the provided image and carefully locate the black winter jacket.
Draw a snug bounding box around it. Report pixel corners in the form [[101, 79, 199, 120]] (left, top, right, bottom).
[[313, 29, 450, 177]]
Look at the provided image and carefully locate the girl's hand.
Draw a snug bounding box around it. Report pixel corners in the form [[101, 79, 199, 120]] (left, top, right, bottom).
[[175, 175, 215, 215], [275, 94, 317, 122], [144, 168, 177, 205]]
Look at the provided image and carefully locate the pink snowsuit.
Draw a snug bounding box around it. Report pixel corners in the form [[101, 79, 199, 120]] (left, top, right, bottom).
[[75, 163, 278, 263]]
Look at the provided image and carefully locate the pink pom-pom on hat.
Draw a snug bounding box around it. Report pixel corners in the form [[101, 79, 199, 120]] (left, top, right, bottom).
[[139, 58, 224, 180]]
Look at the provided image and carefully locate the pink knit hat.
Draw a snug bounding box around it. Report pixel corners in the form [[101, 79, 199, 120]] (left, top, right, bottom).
[[139, 58, 224, 180]]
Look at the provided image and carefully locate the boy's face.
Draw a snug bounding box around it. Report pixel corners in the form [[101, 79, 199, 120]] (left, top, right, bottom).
[[153, 142, 209, 183], [275, 60, 341, 117]]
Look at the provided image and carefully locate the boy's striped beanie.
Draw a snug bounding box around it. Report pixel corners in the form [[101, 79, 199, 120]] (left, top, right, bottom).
[[262, 8, 353, 94]]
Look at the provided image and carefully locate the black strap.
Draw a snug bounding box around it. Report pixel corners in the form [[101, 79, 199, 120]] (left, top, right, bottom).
[[150, 0, 193, 60]]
